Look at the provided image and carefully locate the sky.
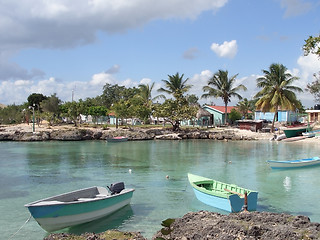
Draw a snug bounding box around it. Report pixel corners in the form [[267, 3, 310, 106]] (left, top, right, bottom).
[[0, 0, 320, 108]]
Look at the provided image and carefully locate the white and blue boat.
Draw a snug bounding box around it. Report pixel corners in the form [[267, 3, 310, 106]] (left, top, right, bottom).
[[25, 182, 134, 232], [267, 157, 320, 169], [188, 173, 258, 213]]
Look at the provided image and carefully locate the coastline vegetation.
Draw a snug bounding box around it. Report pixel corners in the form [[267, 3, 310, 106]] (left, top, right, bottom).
[[1, 34, 319, 131]]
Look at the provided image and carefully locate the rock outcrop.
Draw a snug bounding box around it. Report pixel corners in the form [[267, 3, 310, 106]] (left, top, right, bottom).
[[44, 211, 320, 240], [0, 125, 271, 141], [153, 211, 320, 240]]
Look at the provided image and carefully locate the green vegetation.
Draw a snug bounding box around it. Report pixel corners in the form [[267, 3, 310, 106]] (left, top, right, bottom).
[[254, 63, 303, 132], [157, 72, 197, 131], [155, 218, 176, 240], [304, 34, 320, 103], [0, 47, 312, 129], [202, 70, 247, 124]]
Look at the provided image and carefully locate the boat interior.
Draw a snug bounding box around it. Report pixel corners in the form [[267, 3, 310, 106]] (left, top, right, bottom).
[[30, 187, 112, 205], [196, 180, 249, 197]]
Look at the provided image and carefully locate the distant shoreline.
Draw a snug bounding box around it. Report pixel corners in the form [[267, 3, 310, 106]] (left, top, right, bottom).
[[1, 123, 318, 143]]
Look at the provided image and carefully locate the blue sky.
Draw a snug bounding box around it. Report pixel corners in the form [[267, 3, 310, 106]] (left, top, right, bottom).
[[0, 0, 320, 108]]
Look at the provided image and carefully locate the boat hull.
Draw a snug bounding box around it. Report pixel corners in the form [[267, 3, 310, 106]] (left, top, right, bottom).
[[106, 137, 128, 142], [283, 127, 311, 138], [281, 136, 306, 142], [188, 173, 258, 213], [191, 186, 257, 212], [25, 187, 134, 232], [267, 157, 320, 169]]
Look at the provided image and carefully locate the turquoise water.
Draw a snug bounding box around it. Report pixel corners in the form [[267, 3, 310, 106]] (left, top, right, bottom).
[[1, 140, 320, 239]]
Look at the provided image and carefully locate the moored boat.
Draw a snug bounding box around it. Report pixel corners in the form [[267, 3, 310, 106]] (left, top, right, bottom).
[[267, 157, 320, 169], [302, 129, 320, 138], [188, 173, 258, 213], [106, 136, 128, 142], [281, 136, 307, 142], [25, 182, 134, 232], [283, 125, 312, 138]]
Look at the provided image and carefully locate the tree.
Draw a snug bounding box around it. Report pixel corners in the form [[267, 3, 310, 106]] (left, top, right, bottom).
[[303, 34, 320, 103], [236, 98, 254, 119], [255, 63, 303, 132], [229, 108, 242, 124], [157, 73, 194, 130], [87, 106, 108, 124], [306, 73, 320, 102], [136, 83, 156, 123], [27, 93, 48, 107], [158, 72, 192, 100], [154, 98, 198, 131], [60, 101, 86, 126], [303, 34, 320, 57], [202, 70, 247, 124], [186, 94, 199, 105], [40, 94, 62, 125], [0, 104, 25, 124], [101, 84, 139, 108]]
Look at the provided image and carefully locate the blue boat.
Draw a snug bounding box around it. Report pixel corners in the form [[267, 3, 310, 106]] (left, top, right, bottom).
[[188, 173, 258, 213], [267, 157, 320, 169], [25, 182, 134, 232]]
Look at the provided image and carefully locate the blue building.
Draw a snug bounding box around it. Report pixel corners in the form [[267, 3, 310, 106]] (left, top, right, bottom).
[[255, 110, 298, 123]]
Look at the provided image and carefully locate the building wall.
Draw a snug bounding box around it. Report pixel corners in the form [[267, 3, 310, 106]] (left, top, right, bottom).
[[306, 110, 320, 122], [203, 106, 224, 126], [255, 111, 298, 123]]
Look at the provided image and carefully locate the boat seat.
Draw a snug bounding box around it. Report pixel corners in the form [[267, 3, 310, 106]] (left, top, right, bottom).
[[78, 198, 97, 201], [95, 194, 109, 198], [33, 201, 63, 206]]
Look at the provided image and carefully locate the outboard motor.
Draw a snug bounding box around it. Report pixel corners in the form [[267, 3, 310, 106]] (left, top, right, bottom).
[[108, 182, 125, 195]]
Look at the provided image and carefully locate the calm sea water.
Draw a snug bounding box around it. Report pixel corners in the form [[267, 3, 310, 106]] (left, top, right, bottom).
[[1, 139, 320, 239]]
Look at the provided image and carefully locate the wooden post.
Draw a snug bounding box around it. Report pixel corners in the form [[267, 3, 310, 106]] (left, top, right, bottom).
[[243, 192, 248, 211]]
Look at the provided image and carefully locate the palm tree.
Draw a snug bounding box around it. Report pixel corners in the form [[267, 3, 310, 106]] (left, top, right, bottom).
[[158, 72, 192, 100], [255, 63, 303, 132], [236, 98, 252, 119], [202, 70, 247, 125], [157, 72, 193, 130], [136, 82, 158, 123], [138, 82, 155, 105]]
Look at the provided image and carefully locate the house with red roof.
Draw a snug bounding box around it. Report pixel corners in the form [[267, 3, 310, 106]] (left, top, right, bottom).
[[202, 105, 238, 126]]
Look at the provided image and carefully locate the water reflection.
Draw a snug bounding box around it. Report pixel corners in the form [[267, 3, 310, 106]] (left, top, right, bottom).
[[283, 176, 291, 192], [63, 205, 134, 234]]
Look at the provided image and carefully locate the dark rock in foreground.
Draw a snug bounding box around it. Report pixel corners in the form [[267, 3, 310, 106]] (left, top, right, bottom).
[[44, 211, 320, 240], [153, 211, 320, 240], [44, 230, 146, 240]]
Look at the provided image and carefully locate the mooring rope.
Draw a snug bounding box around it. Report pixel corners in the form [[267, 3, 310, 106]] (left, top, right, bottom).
[[8, 214, 32, 240]]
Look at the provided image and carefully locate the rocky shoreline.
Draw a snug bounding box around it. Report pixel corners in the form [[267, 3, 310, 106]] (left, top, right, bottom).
[[44, 211, 320, 240], [0, 124, 274, 141]]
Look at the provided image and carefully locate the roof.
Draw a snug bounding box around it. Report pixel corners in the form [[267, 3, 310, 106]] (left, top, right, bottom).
[[196, 108, 211, 118], [205, 105, 236, 114]]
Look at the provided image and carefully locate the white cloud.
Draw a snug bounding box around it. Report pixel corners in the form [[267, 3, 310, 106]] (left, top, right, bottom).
[[90, 72, 115, 86], [295, 53, 320, 106], [0, 0, 228, 51], [140, 78, 152, 85], [106, 64, 120, 74], [183, 47, 199, 60], [210, 40, 238, 59], [0, 0, 229, 81], [280, 0, 312, 17]]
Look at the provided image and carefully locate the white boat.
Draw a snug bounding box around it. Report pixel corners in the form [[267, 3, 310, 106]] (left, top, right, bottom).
[[267, 157, 320, 169], [106, 136, 128, 142], [25, 182, 134, 232]]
